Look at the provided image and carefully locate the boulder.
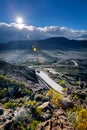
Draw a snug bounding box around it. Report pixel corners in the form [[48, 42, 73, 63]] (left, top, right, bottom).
[[61, 98, 74, 110], [38, 102, 53, 112], [37, 102, 54, 121]]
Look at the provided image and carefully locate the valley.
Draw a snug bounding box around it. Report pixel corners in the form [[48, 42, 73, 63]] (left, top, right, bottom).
[[0, 40, 87, 130]]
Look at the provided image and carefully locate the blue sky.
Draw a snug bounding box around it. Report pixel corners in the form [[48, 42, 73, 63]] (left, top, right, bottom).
[[0, 0, 87, 29], [0, 0, 87, 42]]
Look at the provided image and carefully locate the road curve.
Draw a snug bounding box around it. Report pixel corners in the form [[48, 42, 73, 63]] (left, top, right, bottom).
[[71, 60, 78, 67], [36, 70, 63, 94]]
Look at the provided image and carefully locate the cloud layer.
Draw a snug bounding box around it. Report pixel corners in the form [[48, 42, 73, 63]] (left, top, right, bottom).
[[0, 22, 87, 42]]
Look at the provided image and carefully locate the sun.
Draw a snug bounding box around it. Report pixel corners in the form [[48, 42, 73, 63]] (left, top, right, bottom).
[[16, 17, 23, 24], [16, 17, 24, 29]]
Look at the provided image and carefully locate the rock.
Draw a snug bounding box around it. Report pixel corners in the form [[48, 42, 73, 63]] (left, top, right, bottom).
[[0, 108, 4, 115], [0, 97, 9, 104], [34, 94, 43, 102], [55, 109, 66, 116], [61, 98, 74, 110], [42, 96, 50, 102], [37, 102, 54, 121], [36, 109, 74, 130], [38, 102, 53, 112], [40, 112, 52, 121], [5, 115, 12, 120], [3, 120, 13, 130]]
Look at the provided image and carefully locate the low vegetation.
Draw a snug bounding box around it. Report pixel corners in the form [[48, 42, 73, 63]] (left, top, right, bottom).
[[3, 101, 16, 109], [47, 89, 63, 108], [0, 60, 87, 130]]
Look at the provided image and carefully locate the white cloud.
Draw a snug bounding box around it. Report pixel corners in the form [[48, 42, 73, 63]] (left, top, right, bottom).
[[0, 22, 87, 42]]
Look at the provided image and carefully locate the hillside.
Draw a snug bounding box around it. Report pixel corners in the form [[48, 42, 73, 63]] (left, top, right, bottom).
[[0, 37, 87, 50], [0, 60, 87, 130]]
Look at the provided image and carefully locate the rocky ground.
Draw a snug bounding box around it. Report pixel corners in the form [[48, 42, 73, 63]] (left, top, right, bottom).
[[0, 60, 87, 130]]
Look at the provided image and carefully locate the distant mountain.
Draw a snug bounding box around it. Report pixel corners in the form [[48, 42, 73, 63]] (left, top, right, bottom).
[[0, 37, 87, 50]]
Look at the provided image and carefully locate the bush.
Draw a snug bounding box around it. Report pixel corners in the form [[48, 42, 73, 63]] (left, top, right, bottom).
[[0, 88, 7, 97], [59, 80, 66, 86], [23, 88, 32, 95], [77, 109, 87, 130], [73, 95, 78, 100], [0, 75, 8, 81], [24, 100, 37, 106], [28, 120, 40, 130], [67, 106, 87, 130], [47, 89, 63, 108], [10, 79, 17, 84], [67, 111, 77, 127], [3, 101, 16, 109], [62, 88, 67, 93], [35, 107, 42, 115]]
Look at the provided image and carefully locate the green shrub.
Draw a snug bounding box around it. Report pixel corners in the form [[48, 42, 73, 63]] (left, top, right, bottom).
[[0, 75, 8, 81], [67, 111, 77, 127], [18, 103, 23, 107], [35, 107, 42, 115], [23, 88, 32, 95], [0, 88, 7, 97], [17, 82, 25, 87], [67, 106, 87, 129], [77, 109, 87, 130], [47, 89, 63, 108], [73, 95, 78, 100], [3, 101, 16, 109], [10, 79, 17, 84], [62, 88, 67, 93], [24, 100, 37, 106], [59, 80, 66, 86], [28, 120, 40, 130]]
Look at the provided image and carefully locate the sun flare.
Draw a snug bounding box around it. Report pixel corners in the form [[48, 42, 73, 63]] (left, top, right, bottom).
[[16, 17, 23, 24], [16, 17, 24, 29]]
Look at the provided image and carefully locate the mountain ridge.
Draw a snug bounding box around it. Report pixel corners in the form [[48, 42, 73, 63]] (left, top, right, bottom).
[[0, 37, 87, 50]]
